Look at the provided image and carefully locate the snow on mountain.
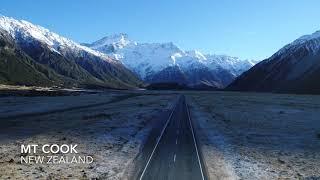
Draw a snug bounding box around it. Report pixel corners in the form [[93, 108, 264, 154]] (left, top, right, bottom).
[[185, 50, 207, 61], [89, 36, 186, 79], [84, 34, 257, 87], [0, 16, 141, 89], [0, 16, 113, 62], [272, 30, 320, 59], [205, 54, 257, 76], [84, 33, 135, 51], [295, 30, 320, 43]]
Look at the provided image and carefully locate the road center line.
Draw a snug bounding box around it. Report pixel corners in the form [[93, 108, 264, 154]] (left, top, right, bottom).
[[173, 154, 176, 163], [176, 138, 178, 145]]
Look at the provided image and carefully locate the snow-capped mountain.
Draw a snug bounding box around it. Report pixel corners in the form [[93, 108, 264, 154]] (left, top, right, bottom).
[[0, 16, 111, 61], [205, 54, 256, 76], [84, 34, 256, 88], [82, 33, 135, 54], [272, 30, 320, 59], [0, 16, 141, 88], [228, 30, 320, 94]]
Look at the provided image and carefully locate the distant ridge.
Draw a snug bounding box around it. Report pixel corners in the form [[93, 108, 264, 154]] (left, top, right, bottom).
[[227, 30, 320, 94]]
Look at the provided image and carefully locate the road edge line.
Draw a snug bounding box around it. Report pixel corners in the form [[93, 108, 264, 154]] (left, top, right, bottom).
[[185, 97, 206, 180]]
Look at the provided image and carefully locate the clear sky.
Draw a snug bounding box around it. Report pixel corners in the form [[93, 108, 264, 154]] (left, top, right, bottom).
[[1, 0, 320, 60]]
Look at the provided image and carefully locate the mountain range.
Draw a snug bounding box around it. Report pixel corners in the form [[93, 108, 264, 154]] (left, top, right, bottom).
[[0, 16, 256, 89], [1, 15, 319, 94], [228, 30, 320, 94], [0, 16, 141, 89], [83, 34, 256, 88]]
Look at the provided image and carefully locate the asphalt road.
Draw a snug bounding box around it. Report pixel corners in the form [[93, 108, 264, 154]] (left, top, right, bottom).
[[139, 95, 206, 180]]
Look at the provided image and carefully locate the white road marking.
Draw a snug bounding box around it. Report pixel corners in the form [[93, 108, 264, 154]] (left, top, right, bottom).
[[176, 138, 178, 145], [185, 99, 205, 180], [174, 154, 176, 162], [139, 96, 180, 180]]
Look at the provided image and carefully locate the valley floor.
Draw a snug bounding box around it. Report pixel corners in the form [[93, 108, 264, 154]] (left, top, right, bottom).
[[0, 88, 177, 179], [186, 91, 320, 179], [0, 87, 319, 179]]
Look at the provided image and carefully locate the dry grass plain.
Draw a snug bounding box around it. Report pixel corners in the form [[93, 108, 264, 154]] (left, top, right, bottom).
[[186, 91, 320, 180], [1, 88, 319, 180], [0, 90, 177, 179]]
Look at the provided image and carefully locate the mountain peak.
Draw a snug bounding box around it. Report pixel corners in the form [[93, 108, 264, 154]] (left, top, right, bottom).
[[100, 33, 130, 43], [88, 33, 134, 50], [185, 50, 207, 60]]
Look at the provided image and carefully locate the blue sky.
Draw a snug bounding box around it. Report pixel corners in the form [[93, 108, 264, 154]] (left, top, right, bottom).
[[1, 0, 320, 60]]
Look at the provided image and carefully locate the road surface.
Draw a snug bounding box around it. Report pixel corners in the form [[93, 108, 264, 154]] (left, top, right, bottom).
[[139, 95, 206, 180]]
